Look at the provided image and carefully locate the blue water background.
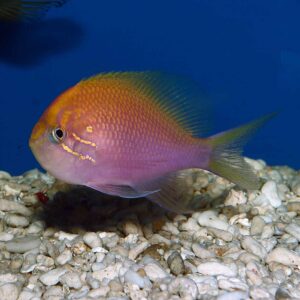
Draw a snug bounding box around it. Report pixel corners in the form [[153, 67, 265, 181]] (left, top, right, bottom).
[[0, 0, 299, 175]]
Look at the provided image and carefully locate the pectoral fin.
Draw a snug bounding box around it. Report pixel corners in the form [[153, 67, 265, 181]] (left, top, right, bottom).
[[135, 170, 204, 214]]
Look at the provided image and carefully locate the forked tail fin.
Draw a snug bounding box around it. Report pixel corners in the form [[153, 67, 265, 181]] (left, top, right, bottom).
[[207, 113, 276, 190]]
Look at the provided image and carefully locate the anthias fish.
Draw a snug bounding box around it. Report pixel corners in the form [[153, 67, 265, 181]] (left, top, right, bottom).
[[29, 72, 273, 213], [0, 0, 68, 21]]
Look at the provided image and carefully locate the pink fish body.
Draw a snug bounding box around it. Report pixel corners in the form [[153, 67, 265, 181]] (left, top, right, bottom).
[[29, 72, 273, 213]]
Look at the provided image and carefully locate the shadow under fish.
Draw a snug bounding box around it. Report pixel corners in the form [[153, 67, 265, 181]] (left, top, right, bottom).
[[0, 17, 84, 66], [37, 181, 222, 233], [38, 186, 172, 232]]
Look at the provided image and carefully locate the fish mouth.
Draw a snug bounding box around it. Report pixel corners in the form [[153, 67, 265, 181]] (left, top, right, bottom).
[[29, 136, 40, 162], [29, 134, 35, 149], [29, 118, 49, 149], [29, 132, 42, 151], [29, 126, 48, 160]]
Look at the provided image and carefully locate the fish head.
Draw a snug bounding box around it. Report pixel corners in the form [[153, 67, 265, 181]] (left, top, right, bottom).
[[29, 87, 93, 184]]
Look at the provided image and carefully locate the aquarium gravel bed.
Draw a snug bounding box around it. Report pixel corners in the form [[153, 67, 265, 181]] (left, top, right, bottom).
[[0, 158, 300, 300]]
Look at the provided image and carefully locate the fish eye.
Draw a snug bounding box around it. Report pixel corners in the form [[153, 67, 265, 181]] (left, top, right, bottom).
[[50, 127, 66, 143]]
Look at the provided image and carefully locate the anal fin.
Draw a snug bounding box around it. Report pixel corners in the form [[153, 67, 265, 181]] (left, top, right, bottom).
[[87, 182, 158, 199]]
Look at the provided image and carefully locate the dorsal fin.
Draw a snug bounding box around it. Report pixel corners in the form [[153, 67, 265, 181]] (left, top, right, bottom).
[[80, 71, 212, 137]]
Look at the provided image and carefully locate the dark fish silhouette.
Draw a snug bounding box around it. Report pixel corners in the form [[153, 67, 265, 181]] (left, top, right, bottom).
[[0, 0, 68, 21]]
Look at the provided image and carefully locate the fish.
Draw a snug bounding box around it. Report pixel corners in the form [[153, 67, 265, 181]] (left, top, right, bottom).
[[0, 0, 68, 21], [29, 71, 274, 213]]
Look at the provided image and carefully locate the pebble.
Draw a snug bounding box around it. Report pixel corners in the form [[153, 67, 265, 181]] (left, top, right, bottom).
[[197, 211, 229, 231], [126, 286, 148, 300], [250, 287, 272, 299], [3, 183, 30, 195], [190, 275, 218, 297], [27, 221, 44, 234], [22, 195, 39, 206], [54, 231, 78, 241], [144, 262, 169, 281], [5, 214, 29, 227], [83, 232, 102, 249], [162, 222, 180, 235], [39, 268, 68, 286], [197, 262, 237, 277], [244, 157, 266, 171], [124, 269, 150, 288], [218, 276, 248, 291], [92, 246, 108, 254], [92, 263, 122, 281], [192, 243, 216, 259], [0, 273, 18, 284], [95, 252, 106, 262], [168, 277, 198, 299], [266, 247, 300, 267], [128, 241, 149, 260], [284, 223, 300, 241], [167, 251, 185, 275], [250, 216, 266, 235], [55, 248, 72, 265], [66, 286, 90, 299], [180, 217, 201, 231], [10, 255, 23, 271], [217, 291, 249, 300], [0, 199, 32, 216], [0, 232, 14, 241], [21, 253, 37, 273], [122, 220, 140, 235], [224, 190, 247, 207], [109, 279, 123, 292], [36, 254, 54, 267], [275, 288, 292, 300], [17, 289, 38, 300], [100, 232, 119, 248], [88, 286, 110, 298], [240, 236, 267, 260], [262, 181, 282, 208], [112, 245, 129, 257], [0, 170, 12, 179], [287, 201, 300, 214], [207, 227, 233, 242], [92, 262, 105, 271], [43, 286, 64, 299], [261, 224, 275, 239], [149, 233, 171, 246], [60, 271, 82, 289], [5, 236, 41, 253], [71, 239, 88, 255], [291, 177, 300, 195], [246, 261, 265, 286], [238, 252, 260, 264], [0, 283, 20, 300]]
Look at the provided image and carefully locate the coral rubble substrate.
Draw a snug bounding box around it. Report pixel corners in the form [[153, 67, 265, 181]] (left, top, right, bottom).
[[0, 158, 300, 299]]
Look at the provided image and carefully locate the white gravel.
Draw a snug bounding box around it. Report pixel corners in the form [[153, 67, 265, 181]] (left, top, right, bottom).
[[0, 159, 300, 299]]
